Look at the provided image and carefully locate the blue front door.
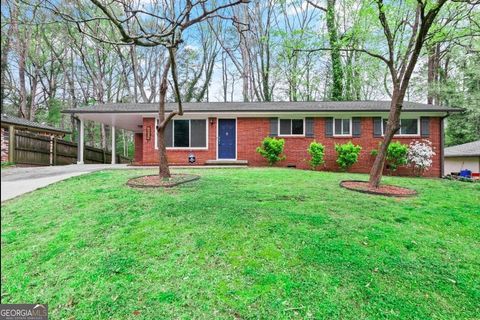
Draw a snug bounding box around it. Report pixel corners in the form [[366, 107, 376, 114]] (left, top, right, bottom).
[[218, 119, 236, 159]]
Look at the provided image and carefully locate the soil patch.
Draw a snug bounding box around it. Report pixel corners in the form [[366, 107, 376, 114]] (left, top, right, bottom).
[[340, 180, 417, 197], [127, 174, 200, 188]]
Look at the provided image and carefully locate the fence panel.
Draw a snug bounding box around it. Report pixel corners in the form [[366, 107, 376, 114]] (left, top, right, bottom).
[[15, 132, 51, 165], [12, 131, 130, 166], [55, 139, 77, 165]]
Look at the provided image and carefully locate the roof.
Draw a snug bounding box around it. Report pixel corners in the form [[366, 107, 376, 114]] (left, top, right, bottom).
[[1, 114, 70, 134], [62, 101, 463, 114], [444, 140, 480, 157]]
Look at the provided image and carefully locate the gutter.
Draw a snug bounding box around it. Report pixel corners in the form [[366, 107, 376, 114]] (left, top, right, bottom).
[[440, 112, 451, 177], [61, 108, 465, 114]]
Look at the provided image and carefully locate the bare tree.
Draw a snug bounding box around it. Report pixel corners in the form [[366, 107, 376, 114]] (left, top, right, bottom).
[[49, 0, 247, 178]]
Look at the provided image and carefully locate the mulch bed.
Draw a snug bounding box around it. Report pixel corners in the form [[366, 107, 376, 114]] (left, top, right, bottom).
[[127, 174, 200, 188], [340, 180, 417, 197]]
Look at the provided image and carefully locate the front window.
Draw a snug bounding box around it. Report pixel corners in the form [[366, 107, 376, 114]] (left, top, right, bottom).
[[156, 119, 207, 149], [334, 118, 351, 136], [383, 118, 419, 135], [279, 119, 304, 136]]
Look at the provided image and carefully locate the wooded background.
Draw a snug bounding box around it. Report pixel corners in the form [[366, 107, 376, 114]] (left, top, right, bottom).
[[1, 0, 479, 158]]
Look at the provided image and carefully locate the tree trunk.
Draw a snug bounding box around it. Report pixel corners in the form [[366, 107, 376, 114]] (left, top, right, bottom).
[[427, 45, 437, 104], [18, 39, 28, 118], [238, 3, 252, 102], [157, 59, 172, 179], [369, 93, 402, 187], [157, 124, 170, 178], [222, 52, 228, 102], [326, 0, 343, 101], [1, 2, 16, 113]]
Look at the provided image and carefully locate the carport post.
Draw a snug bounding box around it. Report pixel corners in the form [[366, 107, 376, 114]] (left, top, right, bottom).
[[77, 118, 84, 164], [8, 125, 15, 163], [111, 125, 116, 164]]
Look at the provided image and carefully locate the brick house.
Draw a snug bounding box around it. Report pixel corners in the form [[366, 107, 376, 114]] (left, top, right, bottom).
[[64, 101, 461, 176], [1, 114, 69, 163]]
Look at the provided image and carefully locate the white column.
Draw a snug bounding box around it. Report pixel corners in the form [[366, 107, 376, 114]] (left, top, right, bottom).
[[111, 125, 116, 164], [77, 118, 84, 164]]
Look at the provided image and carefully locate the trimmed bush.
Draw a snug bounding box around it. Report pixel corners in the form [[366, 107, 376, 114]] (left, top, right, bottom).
[[386, 141, 408, 173], [307, 141, 325, 170], [371, 141, 409, 174], [335, 142, 362, 171], [256, 137, 286, 166]]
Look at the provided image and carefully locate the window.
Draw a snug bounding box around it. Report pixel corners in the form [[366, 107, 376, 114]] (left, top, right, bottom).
[[173, 120, 189, 147], [279, 119, 304, 135], [334, 118, 351, 136], [382, 118, 419, 135], [156, 119, 207, 149]]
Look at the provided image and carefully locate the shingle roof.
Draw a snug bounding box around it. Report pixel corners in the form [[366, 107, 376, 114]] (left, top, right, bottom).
[[444, 140, 480, 157], [62, 101, 462, 114], [1, 114, 70, 134]]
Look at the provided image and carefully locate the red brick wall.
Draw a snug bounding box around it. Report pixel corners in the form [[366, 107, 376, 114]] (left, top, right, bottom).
[[139, 117, 218, 165], [135, 116, 442, 177], [1, 127, 9, 162], [134, 133, 143, 163]]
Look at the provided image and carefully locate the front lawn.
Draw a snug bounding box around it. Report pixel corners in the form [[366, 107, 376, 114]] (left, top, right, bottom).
[[1, 169, 479, 319]]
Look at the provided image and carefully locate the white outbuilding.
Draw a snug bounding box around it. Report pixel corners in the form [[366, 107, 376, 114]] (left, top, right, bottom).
[[444, 140, 480, 175]]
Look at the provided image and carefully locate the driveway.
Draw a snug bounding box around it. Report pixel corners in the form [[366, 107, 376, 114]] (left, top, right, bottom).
[[1, 164, 129, 202]]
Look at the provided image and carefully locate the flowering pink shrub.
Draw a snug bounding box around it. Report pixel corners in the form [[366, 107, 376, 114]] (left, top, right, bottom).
[[407, 140, 435, 176]]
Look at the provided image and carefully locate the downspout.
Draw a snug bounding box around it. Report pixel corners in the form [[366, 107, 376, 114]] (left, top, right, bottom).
[[440, 112, 450, 177]]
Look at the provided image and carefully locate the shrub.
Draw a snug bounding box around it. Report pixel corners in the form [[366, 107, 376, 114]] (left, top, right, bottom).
[[407, 140, 435, 176], [256, 137, 285, 166], [335, 142, 362, 171], [386, 141, 408, 173], [307, 141, 325, 170]]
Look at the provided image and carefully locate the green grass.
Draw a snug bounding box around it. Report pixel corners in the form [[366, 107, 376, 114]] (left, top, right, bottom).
[[1, 168, 479, 319], [1, 161, 15, 168]]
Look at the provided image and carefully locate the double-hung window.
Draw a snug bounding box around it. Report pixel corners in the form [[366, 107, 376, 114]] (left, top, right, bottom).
[[156, 119, 207, 149], [334, 118, 351, 136], [279, 119, 304, 136], [382, 118, 419, 135]]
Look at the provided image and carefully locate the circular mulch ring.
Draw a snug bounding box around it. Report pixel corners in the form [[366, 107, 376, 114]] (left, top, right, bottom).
[[127, 174, 200, 188], [340, 180, 417, 197]]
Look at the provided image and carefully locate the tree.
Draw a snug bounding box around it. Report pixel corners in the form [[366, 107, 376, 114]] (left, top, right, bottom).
[[297, 0, 474, 186], [308, 0, 344, 100], [50, 0, 247, 178], [356, 0, 475, 187]]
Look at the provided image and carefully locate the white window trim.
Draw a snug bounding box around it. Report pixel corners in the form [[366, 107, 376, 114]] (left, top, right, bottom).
[[155, 118, 208, 150], [278, 118, 305, 136], [381, 118, 420, 137], [333, 118, 353, 137]]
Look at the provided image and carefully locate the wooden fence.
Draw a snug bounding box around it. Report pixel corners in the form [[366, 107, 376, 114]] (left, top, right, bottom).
[[14, 131, 130, 166]]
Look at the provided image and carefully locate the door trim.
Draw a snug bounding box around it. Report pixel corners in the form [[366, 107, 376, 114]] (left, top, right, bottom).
[[216, 118, 237, 160]]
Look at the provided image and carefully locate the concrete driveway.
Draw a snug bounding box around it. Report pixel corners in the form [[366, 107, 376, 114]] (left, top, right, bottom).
[[1, 164, 129, 202]]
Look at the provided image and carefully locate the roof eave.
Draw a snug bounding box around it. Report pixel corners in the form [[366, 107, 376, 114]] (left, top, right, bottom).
[[1, 121, 70, 135], [62, 108, 463, 114]]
